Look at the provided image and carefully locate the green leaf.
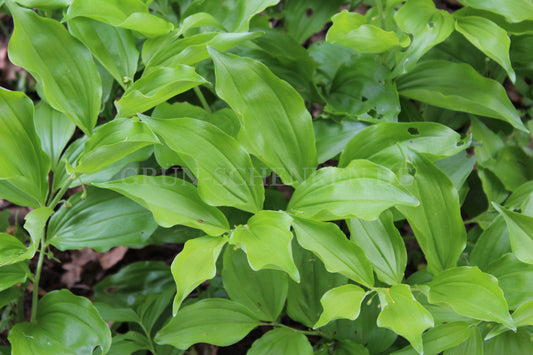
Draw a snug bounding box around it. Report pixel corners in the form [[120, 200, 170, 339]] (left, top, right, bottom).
[[0, 88, 49, 208], [314, 284, 367, 329], [143, 32, 261, 72], [6, 2, 101, 135], [14, 0, 70, 8], [141, 116, 264, 213], [222, 246, 288, 322], [339, 122, 467, 168], [392, 322, 471, 355], [23, 207, 53, 256], [397, 60, 526, 131], [327, 11, 400, 53], [486, 253, 533, 309], [0, 262, 29, 292], [94, 175, 230, 236], [395, 150, 467, 274], [0, 233, 28, 267], [428, 266, 515, 329], [108, 331, 151, 355], [94, 261, 173, 307], [8, 290, 111, 355], [182, 0, 279, 32], [376, 284, 434, 354], [348, 211, 407, 285], [68, 17, 139, 87], [248, 328, 313, 355], [115, 65, 206, 118], [171, 235, 227, 314], [94, 303, 141, 323], [47, 187, 158, 252], [443, 326, 483, 355], [74, 118, 159, 175], [458, 0, 533, 23], [469, 216, 511, 269], [287, 160, 419, 221], [485, 328, 533, 354], [291, 218, 374, 288], [506, 181, 533, 217], [394, 0, 454, 76], [34, 102, 75, 170], [64, 0, 173, 37], [314, 119, 367, 164], [511, 300, 533, 327], [155, 299, 260, 349], [287, 244, 347, 328], [210, 48, 317, 185], [493, 203, 533, 265], [455, 16, 515, 82], [229, 211, 299, 282], [282, 0, 345, 43]]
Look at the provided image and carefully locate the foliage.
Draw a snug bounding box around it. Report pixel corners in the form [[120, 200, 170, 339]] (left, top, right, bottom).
[[0, 0, 532, 353]]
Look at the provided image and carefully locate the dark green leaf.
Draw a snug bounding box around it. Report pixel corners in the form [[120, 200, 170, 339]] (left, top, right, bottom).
[[248, 328, 313, 355], [210, 48, 317, 185], [155, 299, 260, 349], [443, 326, 483, 355], [7, 2, 101, 135], [0, 262, 29, 292], [485, 328, 533, 354], [222, 246, 288, 322], [392, 322, 470, 355], [8, 290, 111, 354], [47, 187, 158, 252]]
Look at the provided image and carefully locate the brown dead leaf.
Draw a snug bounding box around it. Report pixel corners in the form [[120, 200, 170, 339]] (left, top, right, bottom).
[[99, 246, 128, 270]]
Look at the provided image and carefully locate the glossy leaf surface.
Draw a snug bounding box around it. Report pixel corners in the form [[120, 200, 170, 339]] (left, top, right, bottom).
[[493, 203, 533, 265], [314, 284, 367, 329], [248, 328, 313, 355]]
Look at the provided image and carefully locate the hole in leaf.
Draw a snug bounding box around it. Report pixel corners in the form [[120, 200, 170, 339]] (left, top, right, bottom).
[[407, 127, 420, 135], [456, 141, 465, 147], [306, 8, 314, 17], [361, 96, 368, 102], [428, 21, 434, 29]]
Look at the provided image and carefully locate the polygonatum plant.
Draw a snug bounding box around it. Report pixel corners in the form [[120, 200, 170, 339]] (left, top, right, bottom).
[[0, 0, 533, 354]]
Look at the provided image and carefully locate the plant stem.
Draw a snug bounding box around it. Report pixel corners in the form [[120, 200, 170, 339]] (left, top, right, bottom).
[[261, 322, 321, 336], [193, 86, 212, 113], [48, 175, 77, 210], [140, 323, 157, 354], [375, 0, 385, 29], [30, 239, 46, 322]]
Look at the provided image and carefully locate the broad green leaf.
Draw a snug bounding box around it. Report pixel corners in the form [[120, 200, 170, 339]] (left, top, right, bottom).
[[282, 0, 345, 43], [395, 150, 467, 274], [34, 102, 75, 170], [443, 327, 483, 355], [94, 261, 173, 307], [95, 175, 229, 236], [455, 16, 515, 82], [222, 246, 288, 322], [327, 11, 400, 53], [314, 284, 367, 329], [483, 146, 533, 191], [506, 181, 533, 217], [177, 12, 226, 35], [0, 89, 49, 208], [469, 216, 511, 269], [23, 207, 53, 257], [339, 122, 468, 168], [511, 300, 533, 327], [94, 303, 141, 323], [229, 211, 299, 282], [428, 266, 515, 329], [434, 151, 476, 191], [392, 322, 470, 355], [248, 328, 313, 355], [0, 233, 28, 267], [171, 235, 227, 314], [65, 0, 173, 37], [287, 244, 347, 328], [458, 0, 533, 23], [68, 17, 138, 87], [348, 211, 407, 285], [155, 299, 260, 349], [493, 203, 533, 265], [397, 60, 526, 131], [485, 329, 533, 354], [0, 262, 29, 292], [182, 0, 279, 32], [74, 118, 159, 175], [394, 0, 454, 76], [8, 290, 111, 355], [376, 285, 434, 354], [143, 32, 261, 73], [486, 253, 533, 309], [314, 119, 367, 164], [287, 160, 418, 221], [47, 187, 158, 252], [7, 2, 101, 136], [115, 65, 206, 118], [108, 331, 151, 355], [210, 48, 317, 185], [14, 0, 70, 8], [291, 218, 374, 287], [142, 116, 263, 213]]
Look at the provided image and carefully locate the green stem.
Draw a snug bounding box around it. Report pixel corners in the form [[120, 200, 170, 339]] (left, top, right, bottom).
[[193, 86, 212, 113], [375, 0, 385, 29], [262, 322, 321, 336], [48, 175, 77, 210], [140, 323, 157, 354], [31, 239, 46, 322]]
